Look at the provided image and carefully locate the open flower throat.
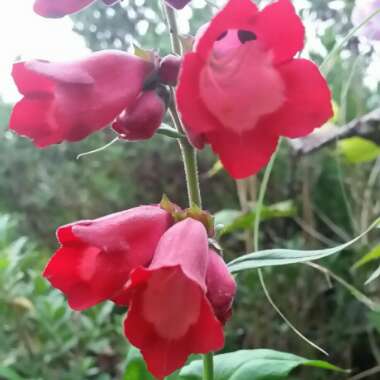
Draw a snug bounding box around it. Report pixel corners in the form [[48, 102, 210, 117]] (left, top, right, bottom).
[[200, 29, 286, 133], [177, 0, 333, 179]]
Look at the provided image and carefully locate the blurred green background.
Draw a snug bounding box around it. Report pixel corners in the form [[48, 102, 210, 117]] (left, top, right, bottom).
[[1, 0, 380, 379]]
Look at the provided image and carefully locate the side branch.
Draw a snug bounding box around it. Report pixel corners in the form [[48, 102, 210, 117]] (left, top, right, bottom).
[[290, 108, 380, 156]]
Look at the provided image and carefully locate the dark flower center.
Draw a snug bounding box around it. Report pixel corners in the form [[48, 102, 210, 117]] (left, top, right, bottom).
[[237, 30, 257, 43], [216, 31, 228, 41]]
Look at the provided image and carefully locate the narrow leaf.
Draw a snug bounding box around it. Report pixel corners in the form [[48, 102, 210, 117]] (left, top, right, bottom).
[[228, 219, 380, 274], [353, 244, 380, 269], [365, 265, 380, 285]]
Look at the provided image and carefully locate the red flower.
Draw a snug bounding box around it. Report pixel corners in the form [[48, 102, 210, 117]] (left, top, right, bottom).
[[33, 0, 119, 18], [206, 249, 236, 324], [176, 0, 333, 179], [43, 205, 172, 311], [10, 51, 154, 147], [112, 89, 167, 141], [123, 218, 224, 379]]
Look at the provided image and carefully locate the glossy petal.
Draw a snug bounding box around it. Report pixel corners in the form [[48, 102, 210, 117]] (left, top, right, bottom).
[[253, 0, 305, 64], [199, 32, 285, 133], [10, 51, 154, 147], [112, 90, 166, 140], [196, 0, 258, 60], [207, 125, 279, 179], [33, 0, 119, 18], [43, 206, 172, 310], [176, 53, 221, 134], [158, 54, 182, 86], [124, 219, 224, 378], [271, 59, 333, 138], [34, 0, 95, 17], [206, 250, 236, 324]]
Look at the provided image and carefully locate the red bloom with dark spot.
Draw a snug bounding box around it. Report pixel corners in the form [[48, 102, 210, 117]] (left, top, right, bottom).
[[123, 219, 225, 379], [43, 205, 172, 311], [10, 51, 154, 147], [33, 0, 119, 18], [177, 0, 333, 179]]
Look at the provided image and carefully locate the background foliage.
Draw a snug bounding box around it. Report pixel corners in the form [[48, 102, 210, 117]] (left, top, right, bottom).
[[1, 0, 380, 379]]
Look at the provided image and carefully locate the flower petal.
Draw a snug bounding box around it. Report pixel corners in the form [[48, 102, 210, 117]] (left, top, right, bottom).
[[254, 0, 305, 64], [34, 0, 95, 17], [9, 97, 60, 148], [206, 249, 236, 324], [207, 125, 279, 179], [196, 0, 259, 60], [10, 51, 154, 147], [12, 62, 53, 95], [43, 206, 172, 310], [270, 59, 333, 138], [123, 219, 224, 378], [176, 53, 221, 135], [43, 243, 131, 310], [125, 266, 224, 378]]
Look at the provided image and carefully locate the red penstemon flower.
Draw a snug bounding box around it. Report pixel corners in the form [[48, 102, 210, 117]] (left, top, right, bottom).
[[44, 205, 236, 378], [10, 51, 155, 147], [123, 218, 228, 379], [43, 205, 172, 310], [176, 0, 333, 179]]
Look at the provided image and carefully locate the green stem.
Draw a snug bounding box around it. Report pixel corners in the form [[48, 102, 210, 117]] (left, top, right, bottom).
[[161, 3, 211, 379], [203, 352, 214, 380], [162, 2, 182, 55], [253, 142, 280, 252], [162, 2, 202, 208]]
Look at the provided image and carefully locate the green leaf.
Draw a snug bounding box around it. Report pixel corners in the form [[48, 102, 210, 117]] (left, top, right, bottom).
[[0, 367, 24, 380], [353, 245, 380, 269], [124, 347, 155, 380], [228, 219, 380, 274], [339, 137, 380, 164], [179, 350, 345, 380], [215, 201, 297, 236], [365, 265, 380, 285]]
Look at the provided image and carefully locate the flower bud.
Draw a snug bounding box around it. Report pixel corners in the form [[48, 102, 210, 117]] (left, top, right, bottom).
[[159, 55, 182, 86], [206, 249, 236, 324], [112, 88, 167, 141]]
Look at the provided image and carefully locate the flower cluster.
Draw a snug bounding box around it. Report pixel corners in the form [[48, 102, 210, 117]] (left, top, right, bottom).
[[10, 50, 178, 147], [8, 0, 334, 378], [12, 0, 332, 180], [44, 204, 236, 378]]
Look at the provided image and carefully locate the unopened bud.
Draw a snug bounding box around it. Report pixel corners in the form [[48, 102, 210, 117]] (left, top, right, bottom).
[[158, 55, 182, 86], [112, 90, 166, 140]]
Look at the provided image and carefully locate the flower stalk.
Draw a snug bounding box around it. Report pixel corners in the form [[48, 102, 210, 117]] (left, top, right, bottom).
[[163, 1, 202, 208], [162, 1, 211, 376]]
